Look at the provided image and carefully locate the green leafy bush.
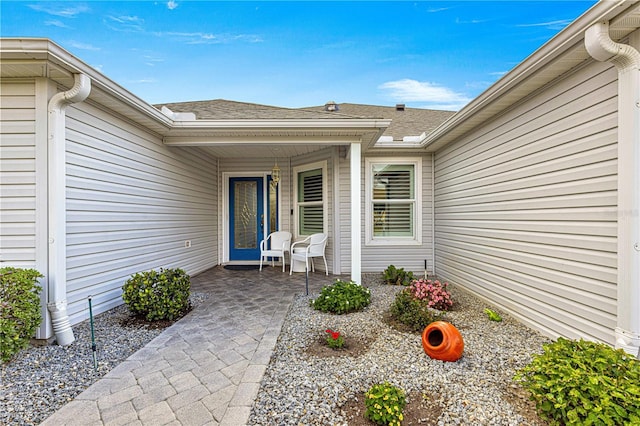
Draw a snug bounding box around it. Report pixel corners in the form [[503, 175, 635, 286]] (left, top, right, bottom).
[[365, 382, 407, 426], [122, 268, 191, 321], [514, 337, 640, 425], [383, 265, 415, 286], [1, 267, 43, 363], [390, 288, 444, 332], [310, 280, 371, 314]]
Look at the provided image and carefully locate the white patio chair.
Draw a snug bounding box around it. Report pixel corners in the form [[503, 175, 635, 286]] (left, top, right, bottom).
[[289, 233, 328, 275], [259, 231, 292, 272]]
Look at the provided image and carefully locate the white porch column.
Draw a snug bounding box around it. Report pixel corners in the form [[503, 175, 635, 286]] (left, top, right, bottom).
[[350, 142, 362, 284], [586, 23, 640, 356]]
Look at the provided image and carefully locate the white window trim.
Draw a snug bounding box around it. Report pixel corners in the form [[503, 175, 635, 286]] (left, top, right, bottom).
[[365, 157, 422, 246], [293, 160, 328, 239]]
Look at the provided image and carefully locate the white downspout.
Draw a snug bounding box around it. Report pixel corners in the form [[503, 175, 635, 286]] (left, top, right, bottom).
[[585, 22, 640, 357], [46, 74, 91, 346]]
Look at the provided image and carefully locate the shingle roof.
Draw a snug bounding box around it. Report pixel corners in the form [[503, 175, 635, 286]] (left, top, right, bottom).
[[157, 99, 369, 120], [301, 103, 456, 141], [156, 99, 455, 141]]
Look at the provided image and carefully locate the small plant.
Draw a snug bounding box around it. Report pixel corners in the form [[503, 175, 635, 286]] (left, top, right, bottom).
[[122, 268, 191, 321], [514, 337, 640, 425], [389, 289, 444, 332], [364, 382, 407, 426], [1, 267, 43, 363], [383, 265, 415, 286], [310, 280, 371, 314], [325, 328, 344, 349], [484, 308, 502, 322], [409, 279, 453, 311]]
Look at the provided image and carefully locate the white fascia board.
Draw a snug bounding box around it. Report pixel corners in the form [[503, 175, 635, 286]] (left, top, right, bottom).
[[1, 38, 173, 129], [421, 0, 638, 151], [168, 118, 391, 130]]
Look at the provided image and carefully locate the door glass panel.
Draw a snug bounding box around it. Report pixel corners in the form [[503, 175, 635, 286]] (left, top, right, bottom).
[[269, 180, 277, 235], [233, 181, 257, 249]]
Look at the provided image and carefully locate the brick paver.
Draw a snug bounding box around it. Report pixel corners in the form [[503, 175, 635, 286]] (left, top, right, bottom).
[[41, 265, 329, 425]]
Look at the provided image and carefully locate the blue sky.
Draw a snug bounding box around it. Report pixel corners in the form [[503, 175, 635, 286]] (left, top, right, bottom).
[[2, 1, 597, 110]]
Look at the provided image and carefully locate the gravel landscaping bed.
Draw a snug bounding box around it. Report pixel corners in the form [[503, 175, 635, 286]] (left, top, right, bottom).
[[248, 274, 551, 425], [0, 294, 207, 426]]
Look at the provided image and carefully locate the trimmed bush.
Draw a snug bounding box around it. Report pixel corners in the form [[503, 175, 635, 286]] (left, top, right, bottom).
[[1, 267, 43, 363], [365, 382, 406, 426], [390, 288, 444, 332], [310, 279, 371, 314], [122, 268, 191, 321], [383, 265, 414, 286], [515, 337, 640, 425]]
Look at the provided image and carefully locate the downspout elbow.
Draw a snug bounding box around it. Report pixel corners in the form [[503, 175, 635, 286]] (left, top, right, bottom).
[[585, 21, 640, 71], [46, 73, 91, 346]]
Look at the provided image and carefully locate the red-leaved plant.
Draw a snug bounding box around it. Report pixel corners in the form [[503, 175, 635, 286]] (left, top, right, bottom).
[[408, 279, 453, 311]]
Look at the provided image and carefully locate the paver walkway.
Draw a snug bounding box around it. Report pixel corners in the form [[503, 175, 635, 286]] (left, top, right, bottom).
[[42, 265, 330, 425]]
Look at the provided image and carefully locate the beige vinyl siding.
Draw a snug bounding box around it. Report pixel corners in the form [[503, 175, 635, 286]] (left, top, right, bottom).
[[0, 81, 37, 267], [434, 61, 618, 344], [63, 103, 218, 324], [337, 151, 435, 274]]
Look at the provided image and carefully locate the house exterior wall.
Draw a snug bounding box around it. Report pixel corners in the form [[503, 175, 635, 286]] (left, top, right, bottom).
[[0, 79, 39, 267], [63, 102, 218, 324], [337, 150, 435, 275], [291, 148, 335, 273], [434, 60, 618, 344]]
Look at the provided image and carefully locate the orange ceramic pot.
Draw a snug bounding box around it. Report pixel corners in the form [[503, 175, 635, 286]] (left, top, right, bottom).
[[422, 321, 464, 362]]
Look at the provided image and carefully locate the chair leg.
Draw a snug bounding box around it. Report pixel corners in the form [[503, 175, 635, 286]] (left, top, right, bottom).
[[323, 256, 328, 275], [310, 258, 315, 272], [281, 254, 285, 272], [259, 255, 263, 271]]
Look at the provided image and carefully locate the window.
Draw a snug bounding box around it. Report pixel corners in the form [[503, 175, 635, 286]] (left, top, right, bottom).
[[366, 158, 421, 245], [294, 161, 327, 236]]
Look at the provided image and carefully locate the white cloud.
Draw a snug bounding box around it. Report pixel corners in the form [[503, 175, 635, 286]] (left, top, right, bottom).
[[106, 15, 145, 32], [45, 20, 70, 28], [68, 41, 100, 51], [515, 19, 572, 31], [28, 3, 89, 18], [379, 79, 472, 111], [167, 1, 178, 10], [160, 31, 262, 44]]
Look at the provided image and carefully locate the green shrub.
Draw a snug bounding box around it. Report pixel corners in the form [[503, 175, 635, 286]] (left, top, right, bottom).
[[383, 265, 415, 286], [0, 267, 43, 363], [310, 279, 371, 314], [389, 288, 444, 332], [122, 268, 191, 321], [514, 337, 640, 425], [365, 382, 407, 426]]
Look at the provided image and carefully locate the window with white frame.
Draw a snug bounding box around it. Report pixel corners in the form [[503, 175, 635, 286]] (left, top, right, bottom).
[[366, 158, 421, 245], [294, 161, 327, 236]]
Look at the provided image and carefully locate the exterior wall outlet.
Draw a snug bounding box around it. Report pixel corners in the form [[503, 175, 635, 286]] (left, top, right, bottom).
[[184, 240, 191, 248]]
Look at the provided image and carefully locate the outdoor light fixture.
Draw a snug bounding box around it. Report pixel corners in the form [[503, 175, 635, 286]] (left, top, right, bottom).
[[271, 159, 281, 187]]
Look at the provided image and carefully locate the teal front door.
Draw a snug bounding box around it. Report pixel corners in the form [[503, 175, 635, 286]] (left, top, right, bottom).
[[229, 177, 264, 261]]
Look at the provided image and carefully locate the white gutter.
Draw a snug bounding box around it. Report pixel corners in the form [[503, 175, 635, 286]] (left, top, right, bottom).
[[46, 73, 91, 346], [585, 22, 640, 357]]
